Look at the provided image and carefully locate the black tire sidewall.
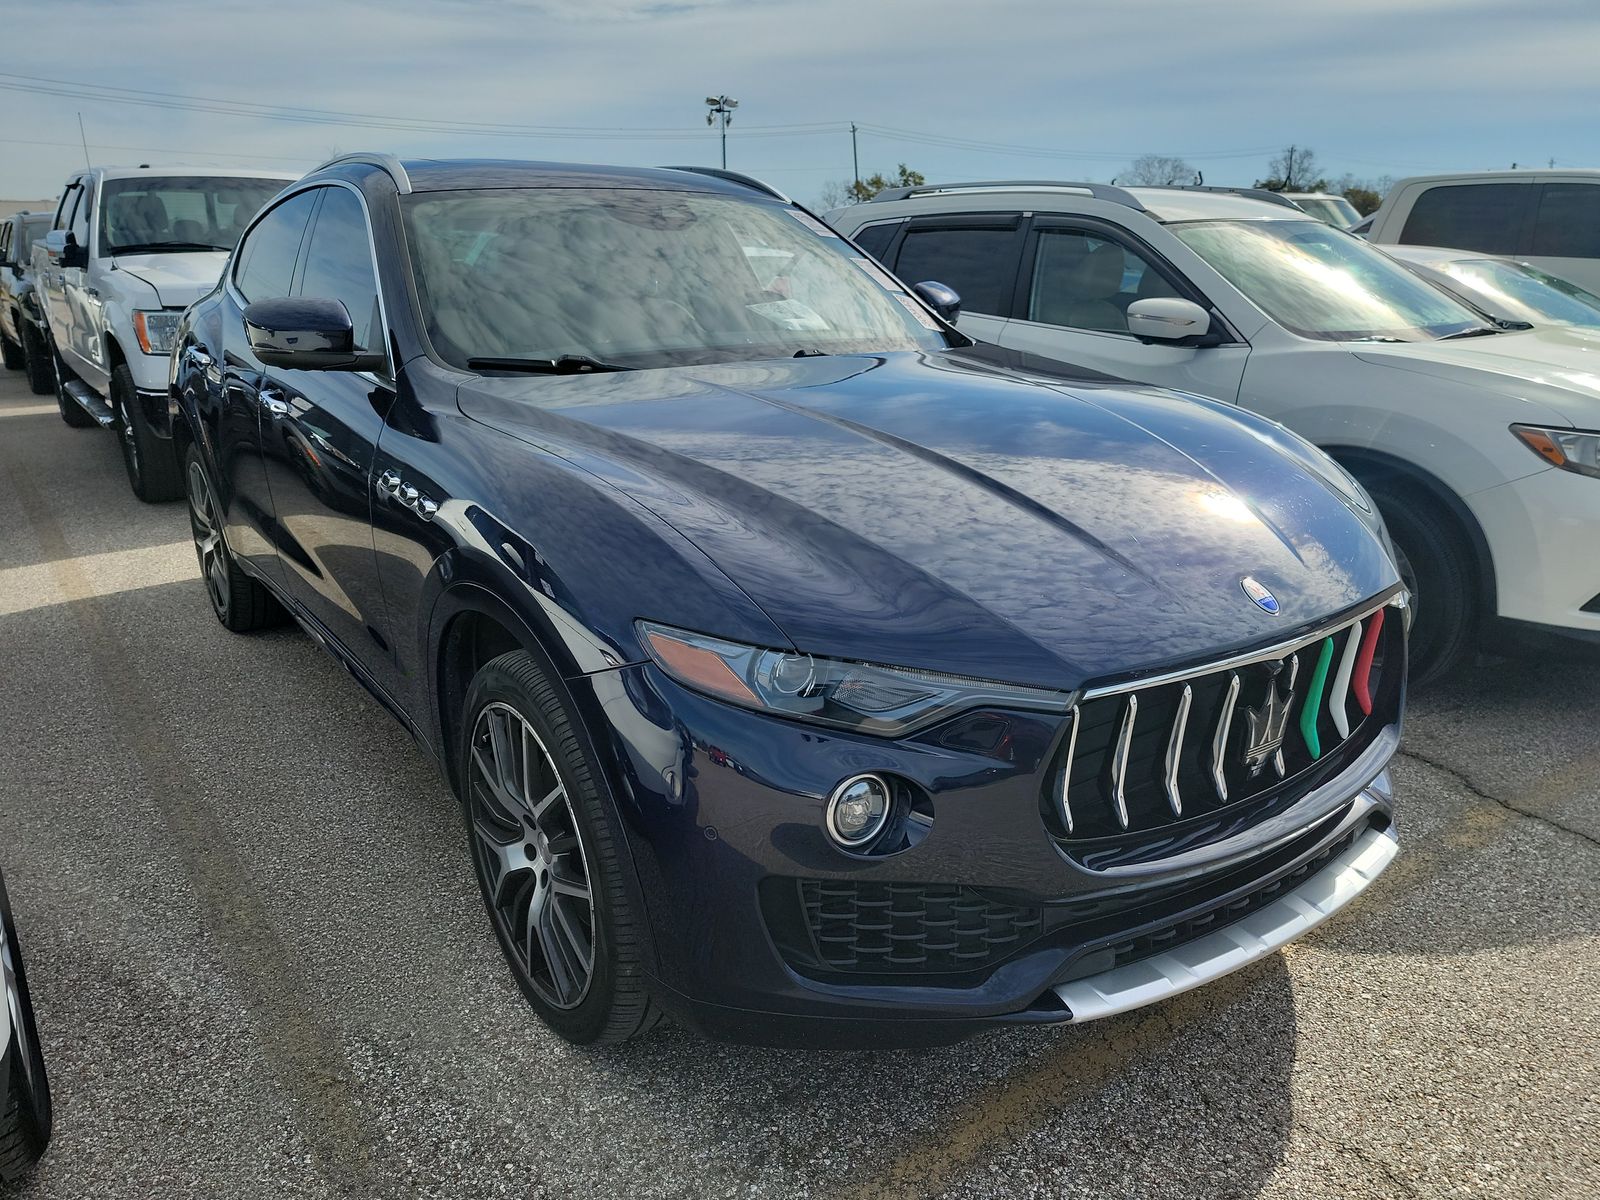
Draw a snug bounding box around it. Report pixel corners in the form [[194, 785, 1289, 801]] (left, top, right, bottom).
[[1375, 492, 1474, 684], [0, 875, 52, 1152], [458, 651, 632, 1045], [22, 327, 54, 396]]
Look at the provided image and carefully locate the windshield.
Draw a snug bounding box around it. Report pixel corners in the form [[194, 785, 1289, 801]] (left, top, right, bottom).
[[401, 188, 946, 371], [1292, 196, 1360, 229], [100, 176, 287, 255], [1434, 258, 1600, 330], [1174, 219, 1489, 341]]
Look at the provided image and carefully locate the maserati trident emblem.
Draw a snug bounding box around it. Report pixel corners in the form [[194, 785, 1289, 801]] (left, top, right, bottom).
[[1240, 660, 1297, 778], [1241, 576, 1280, 615]]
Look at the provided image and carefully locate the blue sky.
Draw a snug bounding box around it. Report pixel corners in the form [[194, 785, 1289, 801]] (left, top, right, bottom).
[[2, 0, 1597, 205]]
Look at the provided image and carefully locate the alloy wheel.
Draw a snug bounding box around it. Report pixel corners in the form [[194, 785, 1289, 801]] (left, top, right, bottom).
[[186, 460, 229, 616], [118, 397, 141, 485], [468, 702, 596, 1010]]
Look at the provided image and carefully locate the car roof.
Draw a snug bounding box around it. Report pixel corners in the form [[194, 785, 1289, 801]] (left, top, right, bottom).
[[316, 155, 790, 201], [1389, 169, 1600, 187], [1281, 192, 1345, 201], [1381, 244, 1508, 266], [81, 165, 302, 183], [847, 180, 1306, 226], [1123, 187, 1299, 223]]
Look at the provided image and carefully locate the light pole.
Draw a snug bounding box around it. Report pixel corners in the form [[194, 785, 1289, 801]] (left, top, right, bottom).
[[705, 95, 738, 169]]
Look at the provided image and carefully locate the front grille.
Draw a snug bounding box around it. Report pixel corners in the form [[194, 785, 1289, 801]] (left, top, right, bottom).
[[1046, 600, 1401, 854], [796, 880, 1042, 973]]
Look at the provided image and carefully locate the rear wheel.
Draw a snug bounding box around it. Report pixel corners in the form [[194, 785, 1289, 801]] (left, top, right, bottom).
[[20, 326, 53, 396], [52, 351, 94, 428], [0, 877, 52, 1183], [113, 363, 183, 502], [1370, 484, 1475, 685], [184, 445, 283, 632], [461, 650, 660, 1044]]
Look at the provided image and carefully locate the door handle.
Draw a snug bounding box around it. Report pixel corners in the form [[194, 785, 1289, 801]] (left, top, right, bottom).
[[260, 387, 290, 418]]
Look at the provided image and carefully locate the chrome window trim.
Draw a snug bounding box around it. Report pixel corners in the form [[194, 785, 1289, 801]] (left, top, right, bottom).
[[1080, 593, 1402, 702], [224, 178, 396, 385]]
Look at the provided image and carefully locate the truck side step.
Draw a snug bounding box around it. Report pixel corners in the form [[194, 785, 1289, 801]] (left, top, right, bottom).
[[63, 379, 117, 429]]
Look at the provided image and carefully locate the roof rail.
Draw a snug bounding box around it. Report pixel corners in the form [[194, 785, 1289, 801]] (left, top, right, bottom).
[[312, 152, 413, 195], [869, 180, 1148, 211], [659, 165, 790, 203], [1140, 184, 1304, 210]]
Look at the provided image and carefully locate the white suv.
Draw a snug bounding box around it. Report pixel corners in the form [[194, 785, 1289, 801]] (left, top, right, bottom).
[[828, 181, 1600, 680], [34, 166, 296, 500]]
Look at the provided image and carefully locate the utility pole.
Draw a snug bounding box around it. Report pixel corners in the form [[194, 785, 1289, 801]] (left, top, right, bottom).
[[704, 95, 738, 169], [850, 122, 860, 199], [76, 112, 91, 168]]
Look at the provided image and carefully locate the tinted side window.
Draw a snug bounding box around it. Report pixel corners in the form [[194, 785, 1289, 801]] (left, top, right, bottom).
[[69, 187, 92, 245], [54, 185, 79, 231], [1530, 184, 1600, 258], [1026, 229, 1181, 333], [296, 188, 381, 353], [893, 226, 1016, 315], [850, 222, 899, 261], [1399, 184, 1527, 253], [234, 190, 318, 304]]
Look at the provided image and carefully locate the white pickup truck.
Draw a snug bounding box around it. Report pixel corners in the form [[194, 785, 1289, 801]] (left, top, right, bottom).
[[33, 165, 296, 500]]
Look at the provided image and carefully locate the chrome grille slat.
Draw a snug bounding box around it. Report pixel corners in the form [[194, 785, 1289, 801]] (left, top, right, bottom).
[[1211, 673, 1240, 802], [1109, 694, 1137, 830], [1272, 654, 1301, 778], [1164, 684, 1191, 817], [1057, 704, 1080, 835]]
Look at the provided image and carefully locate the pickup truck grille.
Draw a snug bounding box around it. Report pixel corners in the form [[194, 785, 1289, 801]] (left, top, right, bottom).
[[1047, 599, 1402, 856]]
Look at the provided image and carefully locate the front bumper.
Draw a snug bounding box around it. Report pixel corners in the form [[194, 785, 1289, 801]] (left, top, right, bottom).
[[579, 621, 1403, 1047], [1470, 466, 1600, 636]]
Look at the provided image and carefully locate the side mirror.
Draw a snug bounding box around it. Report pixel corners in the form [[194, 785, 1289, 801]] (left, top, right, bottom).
[[1126, 297, 1213, 343], [912, 280, 961, 324], [243, 297, 386, 373], [58, 232, 88, 269]]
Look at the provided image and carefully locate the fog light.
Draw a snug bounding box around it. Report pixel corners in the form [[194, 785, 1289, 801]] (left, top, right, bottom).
[[826, 774, 892, 848]]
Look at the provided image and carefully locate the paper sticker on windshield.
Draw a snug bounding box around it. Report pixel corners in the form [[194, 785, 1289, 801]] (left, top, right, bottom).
[[748, 299, 833, 332], [787, 210, 839, 237], [852, 256, 905, 294], [894, 293, 943, 330]]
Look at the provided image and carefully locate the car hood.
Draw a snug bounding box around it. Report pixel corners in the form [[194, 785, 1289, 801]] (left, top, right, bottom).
[[1349, 326, 1600, 425], [112, 252, 230, 308], [458, 352, 1398, 690]]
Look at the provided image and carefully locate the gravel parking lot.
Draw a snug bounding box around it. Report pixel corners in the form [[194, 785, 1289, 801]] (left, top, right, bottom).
[[2, 370, 1597, 1199]]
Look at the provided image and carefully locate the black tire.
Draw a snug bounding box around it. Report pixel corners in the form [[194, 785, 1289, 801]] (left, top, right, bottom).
[[52, 351, 95, 428], [460, 650, 661, 1045], [0, 876, 52, 1183], [113, 363, 184, 502], [0, 333, 21, 371], [21, 325, 53, 396], [184, 444, 284, 632], [1369, 485, 1475, 685]]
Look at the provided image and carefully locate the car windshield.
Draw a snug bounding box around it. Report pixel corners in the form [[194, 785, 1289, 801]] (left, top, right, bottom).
[[1434, 257, 1600, 330], [100, 176, 286, 255], [401, 187, 947, 371], [1292, 196, 1361, 229], [1174, 218, 1490, 341]]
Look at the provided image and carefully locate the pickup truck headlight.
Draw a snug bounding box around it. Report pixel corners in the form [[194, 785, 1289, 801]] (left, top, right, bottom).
[[133, 309, 182, 356], [1512, 424, 1600, 480], [638, 621, 1072, 736]]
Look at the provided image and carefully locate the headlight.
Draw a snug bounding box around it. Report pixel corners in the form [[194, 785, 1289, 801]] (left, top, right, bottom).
[[637, 621, 1072, 736], [133, 309, 182, 355], [1512, 424, 1600, 480]]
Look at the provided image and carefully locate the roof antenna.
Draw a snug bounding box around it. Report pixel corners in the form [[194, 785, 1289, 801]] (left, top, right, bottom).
[[76, 112, 91, 169]]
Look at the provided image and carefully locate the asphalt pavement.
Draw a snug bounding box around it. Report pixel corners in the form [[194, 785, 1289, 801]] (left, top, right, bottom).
[[1, 371, 1596, 1199]]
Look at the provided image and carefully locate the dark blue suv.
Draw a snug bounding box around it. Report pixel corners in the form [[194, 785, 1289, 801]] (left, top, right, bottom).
[[169, 154, 1406, 1046]]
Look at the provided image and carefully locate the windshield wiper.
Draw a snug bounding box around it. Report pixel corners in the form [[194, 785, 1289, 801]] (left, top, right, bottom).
[[467, 354, 633, 375], [1440, 326, 1505, 339], [112, 240, 231, 253]]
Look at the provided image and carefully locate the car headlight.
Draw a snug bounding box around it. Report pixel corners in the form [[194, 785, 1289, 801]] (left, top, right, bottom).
[[1512, 424, 1600, 480], [133, 309, 182, 355], [637, 621, 1072, 736]]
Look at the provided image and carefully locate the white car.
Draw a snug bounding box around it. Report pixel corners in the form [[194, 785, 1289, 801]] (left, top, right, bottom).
[[1361, 170, 1600, 294], [828, 182, 1600, 679], [0, 869, 50, 1182], [34, 165, 298, 500], [1282, 192, 1361, 229], [1383, 244, 1600, 332]]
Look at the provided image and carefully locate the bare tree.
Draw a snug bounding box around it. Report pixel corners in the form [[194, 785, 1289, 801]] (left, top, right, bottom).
[[1259, 145, 1325, 192], [1117, 154, 1196, 187]]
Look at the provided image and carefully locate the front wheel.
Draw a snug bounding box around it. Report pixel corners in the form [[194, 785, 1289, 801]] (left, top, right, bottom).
[[20, 326, 53, 396], [1370, 486, 1476, 685], [184, 445, 283, 632], [113, 364, 183, 502], [461, 650, 660, 1045], [0, 876, 52, 1183]]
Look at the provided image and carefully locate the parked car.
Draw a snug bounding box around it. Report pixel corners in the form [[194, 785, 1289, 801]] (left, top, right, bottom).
[[32, 166, 297, 500], [1384, 244, 1600, 331], [0, 868, 51, 1182], [171, 154, 1404, 1048], [1361, 170, 1600, 293], [0, 211, 54, 394], [1282, 192, 1362, 229], [828, 181, 1600, 681]]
